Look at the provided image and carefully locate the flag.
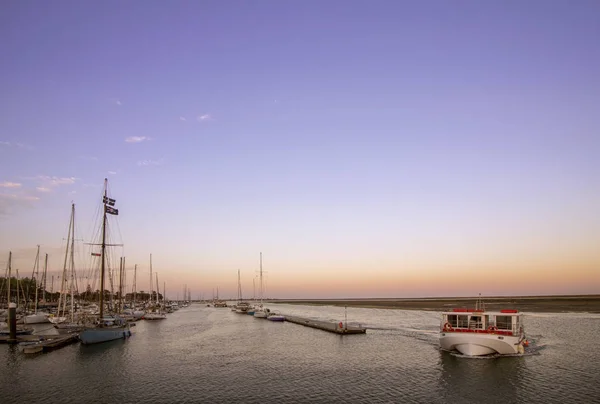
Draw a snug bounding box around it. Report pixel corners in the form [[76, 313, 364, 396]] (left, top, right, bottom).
[[103, 196, 116, 206], [91, 253, 101, 257], [106, 206, 119, 215]]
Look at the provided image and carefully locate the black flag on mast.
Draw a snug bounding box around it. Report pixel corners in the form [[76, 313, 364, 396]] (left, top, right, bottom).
[[106, 206, 119, 215], [103, 196, 116, 206]]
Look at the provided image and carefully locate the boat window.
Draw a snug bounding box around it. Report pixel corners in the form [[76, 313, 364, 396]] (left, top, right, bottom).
[[447, 314, 458, 328], [457, 315, 469, 328], [469, 315, 482, 329], [496, 315, 512, 330]]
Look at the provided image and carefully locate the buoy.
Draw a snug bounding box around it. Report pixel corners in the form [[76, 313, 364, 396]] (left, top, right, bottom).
[[523, 340, 529, 347], [339, 322, 343, 328]]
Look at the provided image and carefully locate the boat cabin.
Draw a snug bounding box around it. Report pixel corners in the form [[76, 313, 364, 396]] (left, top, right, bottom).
[[441, 309, 523, 336]]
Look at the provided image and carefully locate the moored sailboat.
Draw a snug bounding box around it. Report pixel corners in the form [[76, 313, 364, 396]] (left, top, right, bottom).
[[79, 179, 132, 345]]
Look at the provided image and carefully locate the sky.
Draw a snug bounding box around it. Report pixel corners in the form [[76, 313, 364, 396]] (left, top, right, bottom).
[[1, 1, 599, 299]]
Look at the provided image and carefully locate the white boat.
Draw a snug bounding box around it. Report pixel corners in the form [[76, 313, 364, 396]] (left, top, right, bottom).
[[253, 252, 269, 319], [439, 306, 528, 356], [267, 312, 285, 322], [23, 312, 51, 324], [144, 312, 167, 320]]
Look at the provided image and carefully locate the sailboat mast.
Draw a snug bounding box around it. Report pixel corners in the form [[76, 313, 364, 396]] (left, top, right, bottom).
[[259, 252, 263, 305], [7, 252, 11, 305], [42, 253, 48, 302], [119, 257, 123, 313], [149, 254, 153, 305], [33, 245, 40, 314], [69, 204, 75, 322], [133, 264, 137, 308], [155, 273, 159, 306], [99, 178, 108, 319]]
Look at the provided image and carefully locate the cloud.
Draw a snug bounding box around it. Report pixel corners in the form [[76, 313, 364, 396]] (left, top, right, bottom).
[[125, 136, 150, 143], [0, 181, 21, 188], [108, 171, 117, 175], [180, 116, 186, 121], [137, 158, 164, 167], [197, 114, 211, 121], [36, 187, 51, 192], [0, 141, 32, 150], [35, 176, 77, 186], [0, 193, 40, 216], [109, 98, 122, 106]]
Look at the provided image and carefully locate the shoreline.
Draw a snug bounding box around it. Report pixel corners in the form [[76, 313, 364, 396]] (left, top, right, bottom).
[[266, 295, 600, 313]]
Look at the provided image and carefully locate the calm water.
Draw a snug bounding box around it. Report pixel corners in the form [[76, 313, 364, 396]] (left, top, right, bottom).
[[1, 304, 598, 403]]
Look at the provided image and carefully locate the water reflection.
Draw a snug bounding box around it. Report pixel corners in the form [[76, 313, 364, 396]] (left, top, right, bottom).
[[439, 350, 524, 404]]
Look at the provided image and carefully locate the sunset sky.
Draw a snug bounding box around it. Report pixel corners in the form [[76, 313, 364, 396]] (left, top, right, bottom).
[[1, 1, 599, 299]]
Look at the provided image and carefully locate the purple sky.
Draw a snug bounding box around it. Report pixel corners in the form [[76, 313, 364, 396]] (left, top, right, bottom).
[[1, 1, 599, 299]]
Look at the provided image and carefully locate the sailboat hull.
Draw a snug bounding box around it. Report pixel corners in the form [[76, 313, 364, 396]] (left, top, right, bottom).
[[23, 313, 50, 324], [79, 326, 131, 344]]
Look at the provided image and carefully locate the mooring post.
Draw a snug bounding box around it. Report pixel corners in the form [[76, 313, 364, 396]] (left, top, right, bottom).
[[8, 303, 17, 342]]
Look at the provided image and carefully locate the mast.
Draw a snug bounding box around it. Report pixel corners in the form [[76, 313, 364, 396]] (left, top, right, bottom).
[[60, 206, 73, 318], [155, 273, 160, 307], [149, 254, 153, 306], [163, 281, 166, 310], [133, 264, 137, 308], [42, 254, 48, 302], [99, 178, 108, 319], [6, 252, 11, 305], [119, 257, 123, 313], [69, 204, 75, 322], [259, 252, 263, 306], [33, 245, 40, 314]]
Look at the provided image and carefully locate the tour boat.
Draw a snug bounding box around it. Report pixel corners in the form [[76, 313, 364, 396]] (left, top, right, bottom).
[[439, 307, 528, 356]]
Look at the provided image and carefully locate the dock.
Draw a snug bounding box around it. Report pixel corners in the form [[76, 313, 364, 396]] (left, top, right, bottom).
[[284, 315, 366, 334]]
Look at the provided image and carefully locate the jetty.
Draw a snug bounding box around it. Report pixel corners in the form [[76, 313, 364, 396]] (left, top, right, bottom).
[[284, 315, 366, 334]]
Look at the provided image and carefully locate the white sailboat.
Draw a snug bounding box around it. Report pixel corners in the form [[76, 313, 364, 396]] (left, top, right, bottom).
[[144, 255, 166, 320], [79, 178, 132, 344], [23, 245, 51, 324], [253, 252, 268, 319]]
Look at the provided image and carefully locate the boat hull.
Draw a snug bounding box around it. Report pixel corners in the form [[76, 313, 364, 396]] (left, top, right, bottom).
[[440, 332, 521, 356], [267, 315, 285, 322], [254, 311, 267, 318], [79, 326, 131, 345], [23, 313, 50, 324]]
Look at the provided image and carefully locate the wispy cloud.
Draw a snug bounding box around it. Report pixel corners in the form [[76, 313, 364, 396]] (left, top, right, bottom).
[[0, 193, 40, 216], [180, 116, 186, 121], [0, 181, 21, 188], [137, 158, 164, 167], [0, 141, 33, 150], [35, 176, 77, 186], [108, 171, 117, 175], [197, 114, 211, 122], [125, 136, 150, 143], [108, 98, 122, 106], [36, 187, 51, 192]]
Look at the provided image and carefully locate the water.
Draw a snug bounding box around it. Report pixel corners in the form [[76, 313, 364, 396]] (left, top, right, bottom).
[[1, 304, 598, 403]]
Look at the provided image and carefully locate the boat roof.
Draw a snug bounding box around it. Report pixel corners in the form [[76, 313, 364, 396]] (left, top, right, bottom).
[[442, 308, 522, 315]]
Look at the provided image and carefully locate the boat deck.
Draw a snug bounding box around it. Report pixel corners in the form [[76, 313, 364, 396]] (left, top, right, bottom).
[[284, 315, 367, 335]]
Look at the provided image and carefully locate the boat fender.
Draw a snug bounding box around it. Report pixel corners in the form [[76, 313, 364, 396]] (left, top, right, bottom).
[[487, 326, 498, 333], [443, 322, 453, 331], [339, 322, 343, 328]]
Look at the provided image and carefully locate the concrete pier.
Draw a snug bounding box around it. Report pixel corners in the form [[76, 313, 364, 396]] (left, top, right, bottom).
[[284, 315, 366, 334]]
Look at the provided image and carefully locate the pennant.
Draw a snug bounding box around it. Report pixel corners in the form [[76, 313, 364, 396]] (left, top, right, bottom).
[[106, 206, 119, 215], [103, 196, 116, 206], [91, 253, 101, 257]]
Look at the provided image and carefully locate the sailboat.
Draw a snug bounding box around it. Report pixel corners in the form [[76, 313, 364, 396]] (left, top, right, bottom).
[[79, 178, 132, 344], [143, 254, 167, 320], [253, 252, 269, 319], [23, 245, 52, 324]]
